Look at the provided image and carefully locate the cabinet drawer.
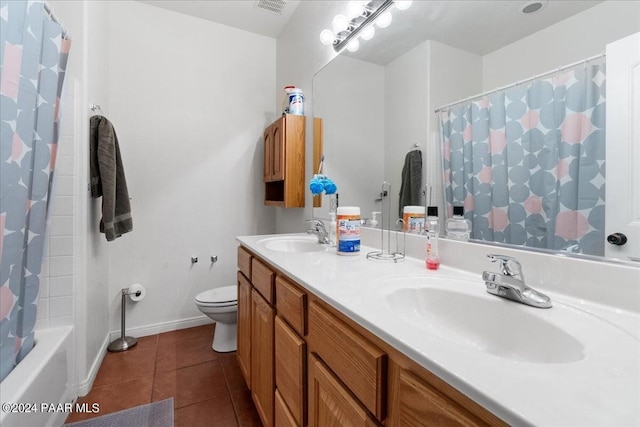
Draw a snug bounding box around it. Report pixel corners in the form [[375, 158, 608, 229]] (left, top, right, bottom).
[[308, 353, 378, 427], [275, 316, 306, 426], [252, 258, 275, 304], [276, 276, 307, 336], [237, 246, 252, 280], [391, 369, 486, 427], [308, 301, 386, 421]]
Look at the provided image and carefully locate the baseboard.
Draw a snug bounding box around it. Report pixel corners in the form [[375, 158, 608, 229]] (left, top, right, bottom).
[[108, 315, 214, 342], [76, 334, 110, 397]]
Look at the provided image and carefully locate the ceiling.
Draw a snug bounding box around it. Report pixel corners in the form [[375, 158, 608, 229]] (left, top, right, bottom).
[[138, 0, 301, 38], [138, 1, 603, 64]]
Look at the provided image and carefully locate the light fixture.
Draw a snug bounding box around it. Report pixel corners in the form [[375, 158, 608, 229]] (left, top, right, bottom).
[[319, 29, 334, 46], [395, 1, 412, 10], [347, 39, 360, 52], [347, 1, 366, 19], [332, 14, 349, 33], [320, 0, 409, 52], [360, 24, 375, 40], [375, 10, 392, 28]]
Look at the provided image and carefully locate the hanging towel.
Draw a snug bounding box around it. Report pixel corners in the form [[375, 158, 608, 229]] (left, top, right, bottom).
[[90, 115, 133, 241], [398, 150, 423, 217]]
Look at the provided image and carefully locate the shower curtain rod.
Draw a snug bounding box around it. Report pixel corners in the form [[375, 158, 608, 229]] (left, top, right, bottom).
[[44, 2, 69, 39], [434, 52, 606, 113]]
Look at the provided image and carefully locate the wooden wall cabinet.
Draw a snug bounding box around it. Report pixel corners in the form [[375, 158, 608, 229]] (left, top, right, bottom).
[[263, 114, 305, 208]]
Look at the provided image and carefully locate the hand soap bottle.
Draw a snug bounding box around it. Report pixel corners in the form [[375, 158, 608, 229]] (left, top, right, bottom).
[[425, 206, 440, 270], [445, 206, 472, 241]]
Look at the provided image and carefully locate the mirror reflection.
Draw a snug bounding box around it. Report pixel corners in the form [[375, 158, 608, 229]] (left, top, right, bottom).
[[313, 0, 640, 262]]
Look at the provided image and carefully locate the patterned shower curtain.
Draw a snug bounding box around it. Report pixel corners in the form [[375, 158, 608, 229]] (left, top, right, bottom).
[[440, 63, 606, 257], [0, 1, 71, 381]]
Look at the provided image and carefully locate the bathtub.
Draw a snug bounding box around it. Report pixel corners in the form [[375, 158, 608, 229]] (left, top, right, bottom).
[[0, 326, 75, 427]]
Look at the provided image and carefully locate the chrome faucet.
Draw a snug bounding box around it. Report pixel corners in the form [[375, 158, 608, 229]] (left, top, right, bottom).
[[482, 254, 552, 308], [306, 219, 331, 244]]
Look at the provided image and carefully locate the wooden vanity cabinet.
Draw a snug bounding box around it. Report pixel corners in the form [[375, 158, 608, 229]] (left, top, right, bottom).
[[236, 247, 253, 388], [263, 114, 305, 208], [274, 276, 308, 427], [237, 247, 507, 427]]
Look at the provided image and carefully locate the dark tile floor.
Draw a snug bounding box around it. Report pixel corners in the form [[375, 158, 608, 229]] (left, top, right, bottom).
[[65, 324, 262, 426]]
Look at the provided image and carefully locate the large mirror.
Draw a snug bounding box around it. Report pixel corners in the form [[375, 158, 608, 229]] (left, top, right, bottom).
[[313, 0, 640, 263]]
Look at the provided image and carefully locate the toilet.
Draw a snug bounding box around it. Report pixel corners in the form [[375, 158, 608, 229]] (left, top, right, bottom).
[[194, 285, 238, 352]]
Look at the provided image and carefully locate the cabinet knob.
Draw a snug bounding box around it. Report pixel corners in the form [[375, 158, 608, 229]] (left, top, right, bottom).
[[607, 233, 628, 246]]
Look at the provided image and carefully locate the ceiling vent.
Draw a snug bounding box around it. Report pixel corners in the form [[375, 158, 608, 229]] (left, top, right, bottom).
[[255, 0, 287, 15]]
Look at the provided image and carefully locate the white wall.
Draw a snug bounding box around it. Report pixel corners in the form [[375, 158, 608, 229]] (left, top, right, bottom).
[[313, 56, 385, 218], [106, 2, 276, 335], [275, 2, 342, 232], [483, 1, 640, 89], [385, 40, 482, 222]]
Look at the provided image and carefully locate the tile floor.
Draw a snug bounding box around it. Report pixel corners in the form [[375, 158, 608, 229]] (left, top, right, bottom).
[[65, 324, 262, 426]]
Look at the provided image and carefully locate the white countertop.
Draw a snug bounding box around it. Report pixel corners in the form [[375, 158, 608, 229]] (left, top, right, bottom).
[[237, 232, 640, 426]]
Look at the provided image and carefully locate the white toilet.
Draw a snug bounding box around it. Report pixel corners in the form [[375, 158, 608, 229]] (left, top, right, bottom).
[[194, 285, 238, 352]]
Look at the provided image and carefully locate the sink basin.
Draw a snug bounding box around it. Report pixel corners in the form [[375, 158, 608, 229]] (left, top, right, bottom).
[[258, 235, 327, 253], [380, 276, 585, 364]]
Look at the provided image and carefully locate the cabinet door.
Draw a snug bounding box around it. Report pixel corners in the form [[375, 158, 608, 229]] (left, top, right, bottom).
[[275, 316, 306, 426], [237, 271, 252, 388], [270, 117, 285, 181], [251, 289, 275, 427], [264, 125, 273, 182], [308, 354, 378, 427], [390, 369, 483, 427]]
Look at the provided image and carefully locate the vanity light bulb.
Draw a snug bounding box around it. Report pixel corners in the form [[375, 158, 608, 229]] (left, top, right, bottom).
[[360, 25, 375, 40], [376, 11, 392, 28], [320, 29, 335, 46], [347, 1, 365, 19], [332, 14, 350, 33], [346, 39, 360, 52], [396, 1, 413, 10]]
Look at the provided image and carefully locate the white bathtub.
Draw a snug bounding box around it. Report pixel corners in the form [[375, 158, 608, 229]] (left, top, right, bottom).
[[0, 326, 74, 427]]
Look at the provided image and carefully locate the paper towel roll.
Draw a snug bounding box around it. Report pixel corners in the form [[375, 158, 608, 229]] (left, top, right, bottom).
[[128, 284, 146, 302]]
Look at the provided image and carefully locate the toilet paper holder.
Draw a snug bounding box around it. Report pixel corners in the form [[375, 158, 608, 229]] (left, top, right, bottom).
[[108, 285, 144, 352]]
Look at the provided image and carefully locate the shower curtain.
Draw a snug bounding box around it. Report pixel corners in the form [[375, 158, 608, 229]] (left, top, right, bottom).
[[0, 1, 71, 381], [440, 63, 606, 256]]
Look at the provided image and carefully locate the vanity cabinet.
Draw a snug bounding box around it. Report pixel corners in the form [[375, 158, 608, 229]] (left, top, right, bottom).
[[263, 114, 305, 208], [237, 246, 507, 427], [251, 288, 274, 427], [236, 247, 253, 388]]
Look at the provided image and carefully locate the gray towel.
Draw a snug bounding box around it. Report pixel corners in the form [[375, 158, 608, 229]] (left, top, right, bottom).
[[90, 115, 133, 241], [398, 149, 423, 217]]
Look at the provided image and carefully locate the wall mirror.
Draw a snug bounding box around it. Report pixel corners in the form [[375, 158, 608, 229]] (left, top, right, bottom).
[[313, 0, 640, 263]]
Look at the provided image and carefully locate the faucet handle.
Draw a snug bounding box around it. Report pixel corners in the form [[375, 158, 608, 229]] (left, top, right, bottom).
[[487, 254, 522, 277]]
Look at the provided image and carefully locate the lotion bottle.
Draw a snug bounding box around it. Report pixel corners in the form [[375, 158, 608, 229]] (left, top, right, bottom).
[[425, 206, 440, 270], [445, 206, 472, 241]]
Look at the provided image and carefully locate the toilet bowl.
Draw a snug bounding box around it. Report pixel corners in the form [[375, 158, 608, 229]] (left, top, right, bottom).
[[195, 285, 238, 352]]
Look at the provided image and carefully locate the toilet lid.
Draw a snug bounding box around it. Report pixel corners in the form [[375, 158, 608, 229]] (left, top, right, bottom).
[[196, 285, 237, 304]]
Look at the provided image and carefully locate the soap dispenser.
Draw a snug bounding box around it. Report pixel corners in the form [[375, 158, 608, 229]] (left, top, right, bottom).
[[445, 206, 472, 241]]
